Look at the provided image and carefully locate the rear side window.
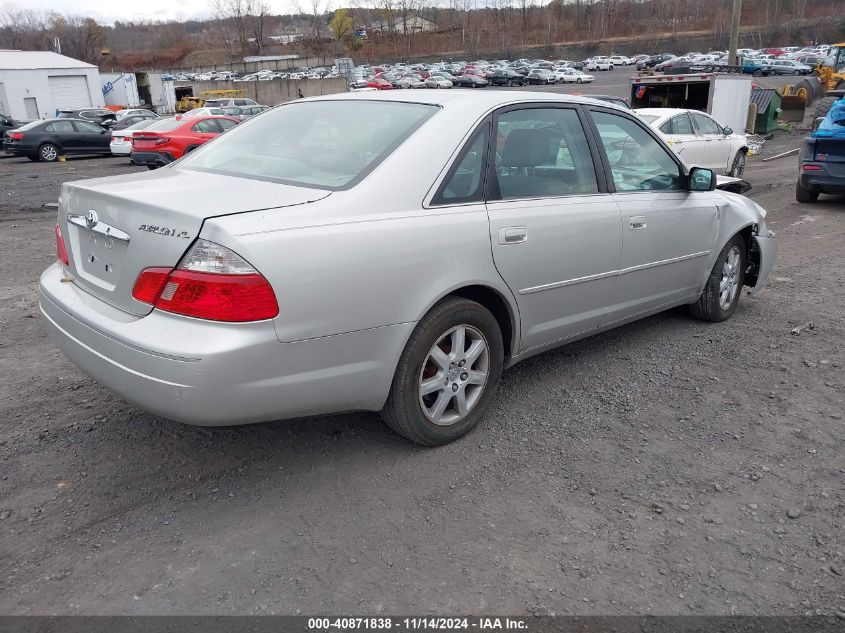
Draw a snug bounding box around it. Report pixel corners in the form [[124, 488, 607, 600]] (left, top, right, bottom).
[[492, 107, 599, 200], [432, 124, 489, 205], [192, 119, 219, 133], [46, 120, 75, 132]]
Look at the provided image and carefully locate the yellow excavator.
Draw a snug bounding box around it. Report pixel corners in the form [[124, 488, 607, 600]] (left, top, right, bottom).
[[784, 42, 845, 118]]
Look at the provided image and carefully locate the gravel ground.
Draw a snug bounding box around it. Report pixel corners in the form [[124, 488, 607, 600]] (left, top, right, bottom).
[[0, 124, 843, 616]]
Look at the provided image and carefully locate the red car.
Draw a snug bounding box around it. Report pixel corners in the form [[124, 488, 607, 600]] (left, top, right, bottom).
[[366, 77, 393, 90], [130, 115, 239, 169]]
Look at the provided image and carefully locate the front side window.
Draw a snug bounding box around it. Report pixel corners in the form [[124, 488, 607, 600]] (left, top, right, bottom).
[[592, 110, 682, 192], [218, 119, 237, 131], [492, 107, 598, 200], [74, 121, 103, 133], [691, 112, 722, 135], [179, 100, 437, 190]]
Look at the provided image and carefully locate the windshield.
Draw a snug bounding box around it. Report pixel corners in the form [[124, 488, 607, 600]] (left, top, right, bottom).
[[179, 100, 437, 190]]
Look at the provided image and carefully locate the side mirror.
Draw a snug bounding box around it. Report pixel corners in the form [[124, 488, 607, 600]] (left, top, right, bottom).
[[689, 167, 716, 191], [723, 127, 733, 135]]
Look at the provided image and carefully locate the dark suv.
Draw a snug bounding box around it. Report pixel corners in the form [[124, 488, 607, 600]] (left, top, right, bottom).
[[57, 108, 117, 127]]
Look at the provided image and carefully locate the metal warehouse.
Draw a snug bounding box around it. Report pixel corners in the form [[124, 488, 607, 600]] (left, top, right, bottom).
[[0, 50, 104, 120]]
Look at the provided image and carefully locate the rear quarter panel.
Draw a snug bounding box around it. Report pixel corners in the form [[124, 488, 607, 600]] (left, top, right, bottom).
[[203, 199, 516, 344]]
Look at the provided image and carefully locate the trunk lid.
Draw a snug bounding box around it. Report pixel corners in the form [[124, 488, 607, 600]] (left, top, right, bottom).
[[59, 168, 330, 315]]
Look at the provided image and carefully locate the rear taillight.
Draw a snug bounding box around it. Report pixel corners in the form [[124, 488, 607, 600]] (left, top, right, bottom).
[[153, 137, 171, 146], [131, 240, 278, 322], [55, 223, 69, 266], [8, 132, 23, 141]]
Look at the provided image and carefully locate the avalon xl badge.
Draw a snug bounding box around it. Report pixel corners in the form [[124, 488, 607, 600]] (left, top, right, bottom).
[[138, 225, 191, 239]]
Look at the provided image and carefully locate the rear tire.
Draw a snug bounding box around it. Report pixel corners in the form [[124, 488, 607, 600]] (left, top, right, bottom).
[[689, 235, 746, 322], [381, 297, 504, 446], [795, 182, 819, 203], [38, 143, 59, 162]]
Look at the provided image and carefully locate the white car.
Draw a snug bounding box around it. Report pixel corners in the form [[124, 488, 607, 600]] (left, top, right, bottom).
[[115, 108, 154, 120], [585, 59, 614, 71], [109, 118, 163, 156], [636, 108, 750, 177], [557, 68, 595, 83], [609, 55, 633, 66], [425, 76, 453, 89]]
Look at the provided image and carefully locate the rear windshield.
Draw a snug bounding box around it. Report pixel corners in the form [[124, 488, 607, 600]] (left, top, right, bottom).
[[16, 120, 44, 131], [147, 118, 184, 132], [179, 100, 438, 190], [127, 119, 160, 130], [637, 114, 660, 124]]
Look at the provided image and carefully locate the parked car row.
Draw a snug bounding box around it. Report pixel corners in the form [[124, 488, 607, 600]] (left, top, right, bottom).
[[634, 44, 835, 75]]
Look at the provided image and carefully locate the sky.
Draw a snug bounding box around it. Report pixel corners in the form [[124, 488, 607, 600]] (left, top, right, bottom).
[[2, 0, 307, 24]]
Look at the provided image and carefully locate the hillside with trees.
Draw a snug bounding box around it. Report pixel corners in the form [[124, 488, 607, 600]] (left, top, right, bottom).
[[0, 0, 842, 69]]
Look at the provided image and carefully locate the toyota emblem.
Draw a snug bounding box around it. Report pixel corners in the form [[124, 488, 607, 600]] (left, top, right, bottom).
[[85, 210, 98, 230]]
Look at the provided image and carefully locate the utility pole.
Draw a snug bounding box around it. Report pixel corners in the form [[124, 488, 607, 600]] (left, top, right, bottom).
[[728, 0, 742, 66]]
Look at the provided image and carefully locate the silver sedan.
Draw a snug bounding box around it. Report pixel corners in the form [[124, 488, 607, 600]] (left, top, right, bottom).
[[40, 91, 776, 445]]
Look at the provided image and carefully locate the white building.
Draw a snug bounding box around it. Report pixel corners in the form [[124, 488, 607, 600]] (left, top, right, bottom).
[[0, 50, 104, 120]]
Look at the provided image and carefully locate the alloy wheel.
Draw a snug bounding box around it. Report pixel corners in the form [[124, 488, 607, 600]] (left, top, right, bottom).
[[719, 246, 742, 310], [418, 325, 489, 426]]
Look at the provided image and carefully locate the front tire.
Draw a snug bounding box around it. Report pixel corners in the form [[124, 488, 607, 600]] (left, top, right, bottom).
[[729, 150, 747, 177], [689, 235, 746, 322], [381, 297, 504, 446]]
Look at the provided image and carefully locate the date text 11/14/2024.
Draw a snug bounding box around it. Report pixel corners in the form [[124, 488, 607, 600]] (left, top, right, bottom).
[[307, 617, 528, 630]]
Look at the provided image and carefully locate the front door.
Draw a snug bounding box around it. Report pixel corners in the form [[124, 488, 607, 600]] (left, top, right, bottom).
[[690, 111, 733, 172], [485, 105, 622, 352], [73, 120, 109, 153], [587, 108, 719, 325]]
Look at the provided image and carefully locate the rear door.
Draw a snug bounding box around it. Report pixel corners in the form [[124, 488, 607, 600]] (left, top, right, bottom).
[[485, 104, 622, 352], [47, 120, 82, 152], [587, 107, 719, 325]]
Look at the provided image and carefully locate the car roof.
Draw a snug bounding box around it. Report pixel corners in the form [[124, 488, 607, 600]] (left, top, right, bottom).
[[634, 108, 694, 120], [306, 89, 608, 109]]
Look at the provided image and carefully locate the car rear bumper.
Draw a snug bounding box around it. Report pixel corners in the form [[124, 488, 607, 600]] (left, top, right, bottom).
[[3, 142, 36, 156], [799, 170, 845, 194], [110, 142, 132, 156], [129, 151, 174, 167], [39, 261, 413, 426]]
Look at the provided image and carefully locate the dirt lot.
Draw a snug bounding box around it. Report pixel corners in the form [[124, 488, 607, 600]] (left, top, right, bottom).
[[0, 127, 843, 616]]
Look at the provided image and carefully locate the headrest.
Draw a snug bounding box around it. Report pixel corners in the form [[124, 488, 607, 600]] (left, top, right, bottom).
[[500, 127, 561, 168]]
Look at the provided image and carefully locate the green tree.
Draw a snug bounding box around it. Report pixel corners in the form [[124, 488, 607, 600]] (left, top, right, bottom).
[[329, 8, 355, 45]]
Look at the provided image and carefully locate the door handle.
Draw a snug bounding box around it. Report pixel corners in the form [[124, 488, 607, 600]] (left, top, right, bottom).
[[628, 216, 647, 230], [498, 226, 527, 244]]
